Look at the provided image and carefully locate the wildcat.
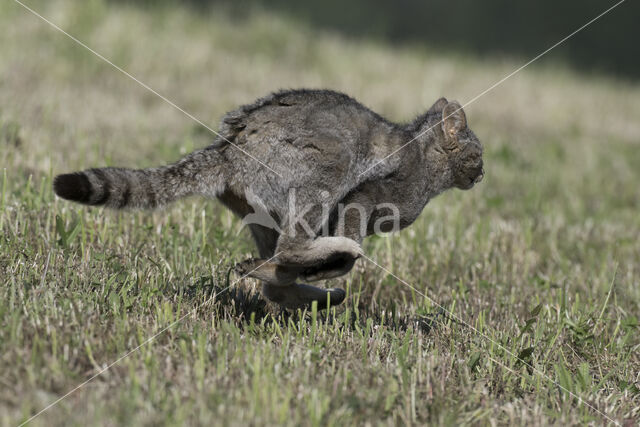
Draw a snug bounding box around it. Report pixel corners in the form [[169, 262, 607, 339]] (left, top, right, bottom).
[[53, 89, 484, 309]]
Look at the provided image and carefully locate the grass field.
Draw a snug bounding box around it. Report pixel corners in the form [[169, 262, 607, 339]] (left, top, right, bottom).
[[1, 0, 639, 425]]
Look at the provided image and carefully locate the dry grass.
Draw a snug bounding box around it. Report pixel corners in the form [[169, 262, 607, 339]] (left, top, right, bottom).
[[1, 0, 639, 425]]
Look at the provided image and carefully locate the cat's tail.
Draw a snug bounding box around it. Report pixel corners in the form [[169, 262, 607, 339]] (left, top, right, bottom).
[[53, 148, 225, 209]]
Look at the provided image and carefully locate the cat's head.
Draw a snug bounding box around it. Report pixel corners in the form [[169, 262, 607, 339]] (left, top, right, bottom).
[[429, 98, 484, 190]]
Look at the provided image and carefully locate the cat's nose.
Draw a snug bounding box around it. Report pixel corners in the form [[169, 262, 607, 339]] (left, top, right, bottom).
[[474, 168, 484, 184]]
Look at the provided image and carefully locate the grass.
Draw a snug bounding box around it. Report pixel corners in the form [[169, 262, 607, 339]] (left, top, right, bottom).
[[1, 0, 639, 425]]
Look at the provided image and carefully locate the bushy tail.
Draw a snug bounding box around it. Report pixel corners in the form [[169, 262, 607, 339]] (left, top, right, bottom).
[[53, 148, 224, 209]]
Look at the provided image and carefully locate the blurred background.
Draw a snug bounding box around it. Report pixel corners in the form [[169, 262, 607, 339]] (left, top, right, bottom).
[[116, 0, 640, 79]]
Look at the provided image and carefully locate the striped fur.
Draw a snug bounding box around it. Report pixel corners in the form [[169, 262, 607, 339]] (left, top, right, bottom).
[[53, 148, 224, 209]]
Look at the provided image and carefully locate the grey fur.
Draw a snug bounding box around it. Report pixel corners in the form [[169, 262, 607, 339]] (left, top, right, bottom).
[[54, 89, 484, 309]]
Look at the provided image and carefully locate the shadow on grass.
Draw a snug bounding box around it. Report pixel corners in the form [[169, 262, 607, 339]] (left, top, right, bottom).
[[182, 271, 450, 336]]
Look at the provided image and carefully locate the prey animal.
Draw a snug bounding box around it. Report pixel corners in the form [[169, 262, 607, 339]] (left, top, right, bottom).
[[53, 89, 484, 309]]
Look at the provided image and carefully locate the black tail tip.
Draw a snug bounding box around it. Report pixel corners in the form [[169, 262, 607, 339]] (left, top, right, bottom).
[[53, 172, 92, 203]]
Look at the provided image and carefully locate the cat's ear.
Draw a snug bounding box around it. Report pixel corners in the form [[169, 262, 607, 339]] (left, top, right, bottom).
[[427, 97, 448, 114], [442, 101, 467, 138]]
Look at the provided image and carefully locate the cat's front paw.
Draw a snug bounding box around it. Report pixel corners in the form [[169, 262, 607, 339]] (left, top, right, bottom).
[[275, 236, 362, 267], [310, 236, 362, 261], [301, 256, 357, 282]]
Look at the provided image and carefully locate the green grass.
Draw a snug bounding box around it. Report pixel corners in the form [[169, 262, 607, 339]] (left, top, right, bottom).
[[1, 0, 639, 425]]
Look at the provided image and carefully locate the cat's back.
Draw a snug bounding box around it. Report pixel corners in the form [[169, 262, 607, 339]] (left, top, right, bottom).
[[230, 89, 369, 118], [217, 89, 393, 146], [213, 89, 404, 189]]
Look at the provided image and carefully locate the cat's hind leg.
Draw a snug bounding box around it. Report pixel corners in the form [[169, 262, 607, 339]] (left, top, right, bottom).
[[262, 282, 346, 310], [234, 258, 346, 309], [234, 257, 300, 287]]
